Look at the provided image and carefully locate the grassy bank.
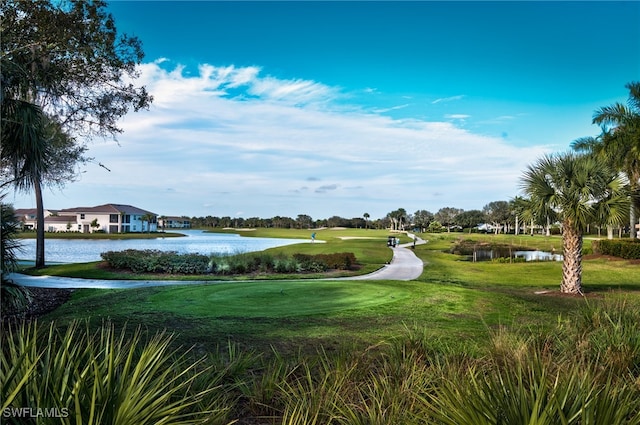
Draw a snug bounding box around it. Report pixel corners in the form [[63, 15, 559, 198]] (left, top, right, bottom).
[[4, 229, 639, 424], [32, 230, 640, 354]]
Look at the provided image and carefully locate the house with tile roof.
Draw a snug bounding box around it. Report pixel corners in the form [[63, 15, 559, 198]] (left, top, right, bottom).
[[14, 208, 76, 232], [16, 204, 157, 233]]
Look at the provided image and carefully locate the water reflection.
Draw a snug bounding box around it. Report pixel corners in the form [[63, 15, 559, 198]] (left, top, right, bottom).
[[17, 230, 310, 264], [514, 250, 563, 261], [469, 249, 563, 262]]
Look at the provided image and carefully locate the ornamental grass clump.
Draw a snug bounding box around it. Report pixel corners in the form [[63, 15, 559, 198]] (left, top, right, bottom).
[[418, 300, 640, 425], [0, 320, 233, 425]]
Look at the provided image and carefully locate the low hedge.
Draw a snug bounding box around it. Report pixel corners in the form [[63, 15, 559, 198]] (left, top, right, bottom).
[[293, 252, 357, 271], [100, 250, 358, 275], [592, 239, 640, 259], [101, 249, 210, 274]]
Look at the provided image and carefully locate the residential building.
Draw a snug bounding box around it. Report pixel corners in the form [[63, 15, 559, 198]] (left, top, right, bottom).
[[158, 216, 192, 229], [15, 204, 158, 234]]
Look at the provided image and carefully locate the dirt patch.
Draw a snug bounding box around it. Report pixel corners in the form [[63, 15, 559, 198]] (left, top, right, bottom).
[[584, 253, 624, 261], [2, 287, 74, 323], [534, 289, 602, 299]]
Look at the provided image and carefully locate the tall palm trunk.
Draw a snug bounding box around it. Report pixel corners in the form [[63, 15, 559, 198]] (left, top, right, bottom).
[[561, 222, 583, 294], [632, 208, 638, 239], [34, 177, 45, 268]]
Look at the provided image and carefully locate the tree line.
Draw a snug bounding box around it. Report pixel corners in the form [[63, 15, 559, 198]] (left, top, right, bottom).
[[186, 195, 635, 238]]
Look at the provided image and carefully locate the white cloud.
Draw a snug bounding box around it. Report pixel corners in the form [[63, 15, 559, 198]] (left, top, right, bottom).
[[373, 104, 411, 113], [13, 62, 552, 219], [431, 95, 465, 104], [444, 114, 470, 120]]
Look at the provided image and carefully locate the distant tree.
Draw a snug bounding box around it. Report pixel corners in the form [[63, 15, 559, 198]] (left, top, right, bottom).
[[157, 215, 166, 231], [140, 213, 156, 233], [386, 208, 407, 231], [1, 0, 152, 267], [296, 214, 313, 229], [90, 218, 100, 232], [521, 152, 628, 294], [456, 210, 486, 233], [363, 212, 370, 229], [427, 220, 444, 233], [509, 196, 528, 235], [573, 81, 640, 239], [482, 201, 511, 234], [435, 207, 463, 232], [413, 210, 434, 232], [327, 215, 348, 228]]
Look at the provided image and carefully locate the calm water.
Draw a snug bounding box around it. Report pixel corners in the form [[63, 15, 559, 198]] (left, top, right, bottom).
[[469, 249, 563, 262], [17, 230, 310, 264]]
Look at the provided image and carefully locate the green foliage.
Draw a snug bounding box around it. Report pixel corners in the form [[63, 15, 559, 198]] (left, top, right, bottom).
[[293, 253, 357, 271], [100, 249, 210, 274], [100, 249, 358, 275], [0, 320, 232, 425], [592, 239, 640, 259], [427, 220, 444, 232], [421, 300, 640, 425], [1, 200, 32, 312]]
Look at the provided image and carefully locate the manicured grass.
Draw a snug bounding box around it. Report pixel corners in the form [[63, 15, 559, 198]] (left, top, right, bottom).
[[11, 230, 639, 423], [38, 230, 639, 356]]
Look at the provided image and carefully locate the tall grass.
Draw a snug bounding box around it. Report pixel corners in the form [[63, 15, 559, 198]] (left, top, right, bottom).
[[2, 298, 638, 424], [0, 320, 235, 425]]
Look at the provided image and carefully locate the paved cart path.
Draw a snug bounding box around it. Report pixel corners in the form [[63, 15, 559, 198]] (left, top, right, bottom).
[[8, 237, 426, 289]]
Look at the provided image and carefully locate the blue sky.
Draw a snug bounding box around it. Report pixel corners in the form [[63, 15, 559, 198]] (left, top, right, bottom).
[[9, 1, 640, 220]]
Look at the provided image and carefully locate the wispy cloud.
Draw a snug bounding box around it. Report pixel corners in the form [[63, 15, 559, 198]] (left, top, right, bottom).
[[28, 62, 551, 218], [373, 104, 411, 113], [315, 184, 339, 193], [431, 95, 465, 104], [444, 114, 470, 120]]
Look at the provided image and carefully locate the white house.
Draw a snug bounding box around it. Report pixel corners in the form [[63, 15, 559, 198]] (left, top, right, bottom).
[[14, 208, 73, 232], [16, 204, 158, 234], [158, 216, 191, 229]]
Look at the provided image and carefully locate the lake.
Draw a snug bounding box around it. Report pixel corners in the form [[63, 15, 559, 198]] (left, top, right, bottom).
[[16, 230, 311, 264]]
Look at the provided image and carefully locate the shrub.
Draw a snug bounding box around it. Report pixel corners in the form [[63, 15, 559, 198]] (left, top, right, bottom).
[[101, 250, 358, 276], [293, 253, 356, 271], [101, 250, 209, 274], [592, 239, 640, 259], [0, 320, 231, 424]]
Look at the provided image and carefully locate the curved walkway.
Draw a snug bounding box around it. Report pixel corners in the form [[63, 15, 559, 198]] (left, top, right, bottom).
[[8, 236, 426, 289]]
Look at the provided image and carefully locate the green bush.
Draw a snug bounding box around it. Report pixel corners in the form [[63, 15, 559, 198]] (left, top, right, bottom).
[[293, 252, 357, 271], [592, 239, 640, 259], [100, 250, 210, 274], [101, 250, 358, 275]]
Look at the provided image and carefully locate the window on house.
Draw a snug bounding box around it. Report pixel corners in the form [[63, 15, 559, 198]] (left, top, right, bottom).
[[109, 214, 119, 223], [80, 214, 85, 219], [123, 215, 131, 223]]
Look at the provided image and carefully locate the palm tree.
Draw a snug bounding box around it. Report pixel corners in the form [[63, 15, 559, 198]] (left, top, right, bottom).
[[1, 98, 49, 267], [520, 152, 628, 294], [574, 81, 640, 239], [363, 212, 370, 229], [141, 213, 156, 233]]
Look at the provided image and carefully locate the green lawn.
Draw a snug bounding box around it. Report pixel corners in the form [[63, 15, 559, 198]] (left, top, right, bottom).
[[39, 230, 640, 356]]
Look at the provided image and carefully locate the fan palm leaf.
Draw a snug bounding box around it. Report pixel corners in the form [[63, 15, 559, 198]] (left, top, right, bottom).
[[520, 153, 628, 294]]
